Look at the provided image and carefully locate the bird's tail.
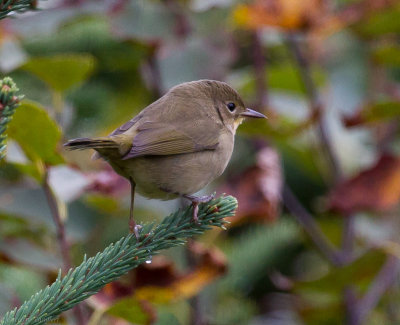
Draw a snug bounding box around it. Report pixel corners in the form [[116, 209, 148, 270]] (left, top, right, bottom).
[[64, 137, 118, 151]]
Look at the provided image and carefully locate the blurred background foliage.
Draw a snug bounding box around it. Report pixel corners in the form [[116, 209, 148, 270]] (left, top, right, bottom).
[[1, 0, 400, 324]]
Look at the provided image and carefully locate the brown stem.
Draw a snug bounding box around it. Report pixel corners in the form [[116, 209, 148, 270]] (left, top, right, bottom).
[[340, 215, 355, 263], [186, 240, 206, 325], [43, 171, 72, 272], [285, 33, 342, 183], [62, 0, 84, 5], [43, 170, 86, 325], [344, 287, 358, 325], [163, 0, 191, 39], [283, 185, 343, 266], [189, 291, 204, 325], [147, 50, 163, 98], [252, 30, 268, 111]]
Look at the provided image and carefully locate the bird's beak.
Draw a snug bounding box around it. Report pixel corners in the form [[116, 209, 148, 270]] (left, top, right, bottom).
[[240, 108, 267, 119]]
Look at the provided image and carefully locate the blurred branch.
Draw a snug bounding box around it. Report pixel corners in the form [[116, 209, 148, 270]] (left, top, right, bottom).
[[356, 255, 400, 324], [0, 0, 37, 20], [252, 30, 268, 111], [285, 33, 342, 182], [0, 77, 23, 160], [283, 185, 343, 266], [0, 195, 236, 325]]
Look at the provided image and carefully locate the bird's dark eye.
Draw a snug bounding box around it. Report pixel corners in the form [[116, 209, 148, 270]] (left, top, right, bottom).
[[227, 102, 236, 112]]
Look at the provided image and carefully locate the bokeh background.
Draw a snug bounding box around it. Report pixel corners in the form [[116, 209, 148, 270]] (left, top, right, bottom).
[[1, 0, 400, 324]]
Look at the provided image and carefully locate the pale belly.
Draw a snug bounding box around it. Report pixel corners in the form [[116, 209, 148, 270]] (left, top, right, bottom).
[[107, 134, 234, 200]]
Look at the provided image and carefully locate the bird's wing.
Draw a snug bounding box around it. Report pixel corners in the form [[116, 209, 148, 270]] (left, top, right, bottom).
[[122, 121, 219, 160], [109, 114, 142, 136]]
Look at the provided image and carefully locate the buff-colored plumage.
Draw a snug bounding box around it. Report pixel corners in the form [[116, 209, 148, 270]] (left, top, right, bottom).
[[65, 80, 266, 235]]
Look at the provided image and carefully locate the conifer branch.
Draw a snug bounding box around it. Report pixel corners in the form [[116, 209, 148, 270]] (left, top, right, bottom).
[[0, 0, 38, 20], [0, 195, 237, 325], [0, 77, 23, 160]]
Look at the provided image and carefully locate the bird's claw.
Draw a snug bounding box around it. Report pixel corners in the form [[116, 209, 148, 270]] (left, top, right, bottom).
[[183, 193, 215, 223], [129, 223, 142, 240]]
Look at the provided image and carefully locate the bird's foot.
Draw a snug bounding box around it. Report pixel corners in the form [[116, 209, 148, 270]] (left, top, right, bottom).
[[129, 221, 142, 240], [183, 194, 215, 223], [186, 193, 215, 203]]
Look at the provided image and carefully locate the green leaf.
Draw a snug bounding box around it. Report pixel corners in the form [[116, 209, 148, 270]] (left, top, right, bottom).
[[239, 62, 325, 96], [0, 264, 47, 302], [0, 186, 53, 228], [296, 250, 386, 295], [372, 45, 400, 67], [111, 0, 175, 40], [295, 250, 388, 324], [107, 297, 154, 324], [279, 142, 327, 193], [213, 293, 258, 325], [268, 63, 325, 94], [0, 239, 61, 271], [154, 308, 182, 325], [7, 100, 64, 166], [21, 54, 96, 92], [238, 113, 315, 140], [363, 101, 400, 123], [221, 220, 299, 292], [23, 17, 151, 73], [84, 194, 120, 213], [352, 5, 400, 37], [0, 284, 15, 316], [318, 215, 346, 248], [9, 162, 44, 182]]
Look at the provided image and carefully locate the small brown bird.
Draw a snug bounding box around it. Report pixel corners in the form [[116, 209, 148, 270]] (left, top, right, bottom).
[[65, 80, 266, 237]]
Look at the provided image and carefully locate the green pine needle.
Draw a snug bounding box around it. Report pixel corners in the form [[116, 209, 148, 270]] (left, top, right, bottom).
[[0, 77, 23, 160], [0, 195, 237, 325], [0, 0, 38, 20]]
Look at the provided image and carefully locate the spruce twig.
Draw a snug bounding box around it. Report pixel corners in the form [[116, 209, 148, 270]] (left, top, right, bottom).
[[0, 77, 23, 160], [0, 195, 237, 325], [0, 0, 38, 20]]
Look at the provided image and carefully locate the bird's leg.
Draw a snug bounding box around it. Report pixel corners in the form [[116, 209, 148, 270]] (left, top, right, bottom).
[[129, 178, 140, 239], [183, 193, 215, 223]]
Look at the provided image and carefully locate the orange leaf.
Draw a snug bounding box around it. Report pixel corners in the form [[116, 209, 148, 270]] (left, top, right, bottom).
[[233, 0, 326, 31], [329, 154, 400, 215], [136, 242, 226, 303], [172, 241, 227, 299]]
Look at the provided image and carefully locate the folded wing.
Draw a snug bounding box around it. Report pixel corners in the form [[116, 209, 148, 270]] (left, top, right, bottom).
[[122, 121, 219, 160]]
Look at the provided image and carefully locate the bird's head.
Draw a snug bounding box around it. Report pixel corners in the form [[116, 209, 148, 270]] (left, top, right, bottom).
[[188, 80, 267, 132], [169, 80, 267, 134]]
